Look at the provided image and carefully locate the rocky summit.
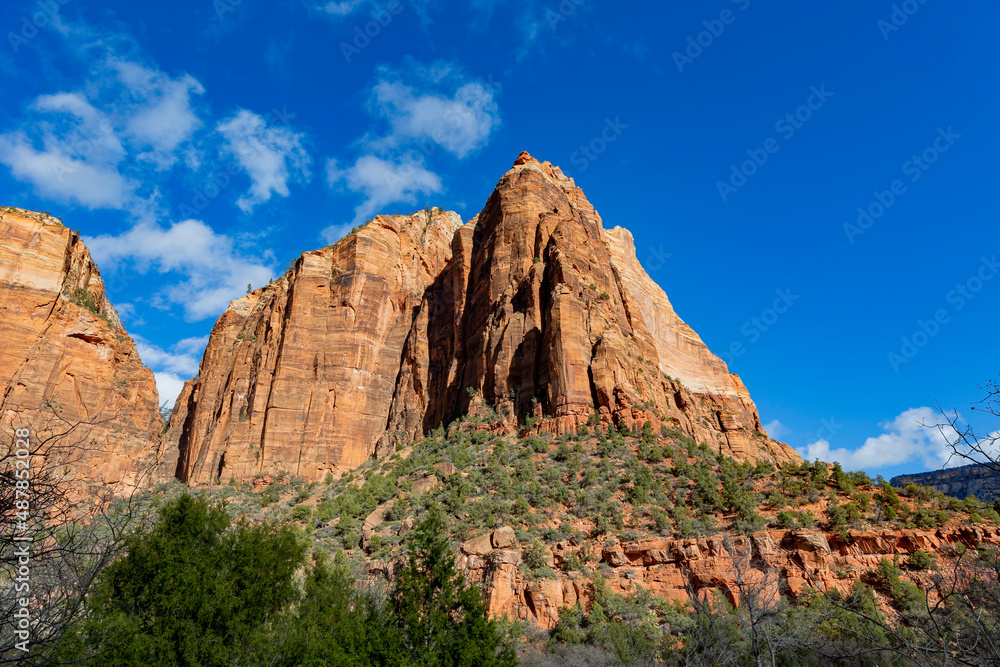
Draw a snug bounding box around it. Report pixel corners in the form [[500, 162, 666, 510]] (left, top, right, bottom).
[[163, 152, 798, 486], [0, 154, 800, 492], [3, 159, 1000, 641]]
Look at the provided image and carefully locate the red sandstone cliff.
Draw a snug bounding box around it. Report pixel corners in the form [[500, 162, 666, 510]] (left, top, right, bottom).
[[0, 207, 162, 492], [386, 524, 1000, 630], [165, 153, 797, 485]]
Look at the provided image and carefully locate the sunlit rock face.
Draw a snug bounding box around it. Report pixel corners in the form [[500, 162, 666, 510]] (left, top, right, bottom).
[[165, 153, 798, 486], [0, 208, 162, 494]]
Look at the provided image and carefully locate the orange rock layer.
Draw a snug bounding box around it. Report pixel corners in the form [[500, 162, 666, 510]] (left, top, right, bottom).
[[445, 525, 1000, 629], [0, 208, 162, 493], [166, 153, 798, 485]]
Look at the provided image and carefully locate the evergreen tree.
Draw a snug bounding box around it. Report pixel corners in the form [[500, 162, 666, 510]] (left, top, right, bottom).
[[278, 552, 405, 666], [392, 511, 517, 667], [62, 494, 306, 666]]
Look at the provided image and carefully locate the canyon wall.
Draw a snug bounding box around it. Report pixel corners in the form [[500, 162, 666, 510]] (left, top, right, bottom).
[[165, 153, 797, 485], [0, 207, 162, 493]]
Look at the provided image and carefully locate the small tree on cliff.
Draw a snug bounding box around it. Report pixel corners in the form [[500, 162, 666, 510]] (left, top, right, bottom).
[[392, 510, 517, 667]]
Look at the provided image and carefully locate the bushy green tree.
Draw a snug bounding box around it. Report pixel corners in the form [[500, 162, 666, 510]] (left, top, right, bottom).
[[62, 493, 306, 666], [392, 511, 516, 667], [277, 553, 404, 666]]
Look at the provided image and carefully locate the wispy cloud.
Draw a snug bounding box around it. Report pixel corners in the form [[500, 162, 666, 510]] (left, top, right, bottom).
[[796, 407, 959, 472], [134, 334, 209, 406], [217, 109, 313, 213], [0, 23, 205, 210], [324, 154, 442, 238], [322, 0, 368, 15], [112, 60, 205, 168], [0, 130, 134, 209], [87, 219, 275, 322], [367, 65, 500, 158], [764, 419, 789, 439], [323, 60, 499, 240]]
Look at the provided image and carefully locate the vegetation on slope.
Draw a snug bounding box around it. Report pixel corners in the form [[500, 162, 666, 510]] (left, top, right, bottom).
[[6, 411, 1000, 665]]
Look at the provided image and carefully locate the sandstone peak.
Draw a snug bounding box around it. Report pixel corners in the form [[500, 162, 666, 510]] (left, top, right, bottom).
[[0, 205, 65, 227], [514, 150, 536, 165], [164, 155, 797, 485]]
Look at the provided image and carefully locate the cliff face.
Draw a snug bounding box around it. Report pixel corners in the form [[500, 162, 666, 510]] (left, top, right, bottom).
[[167, 153, 796, 485], [892, 464, 1000, 503], [0, 207, 162, 492], [451, 525, 1000, 629], [164, 210, 465, 485]]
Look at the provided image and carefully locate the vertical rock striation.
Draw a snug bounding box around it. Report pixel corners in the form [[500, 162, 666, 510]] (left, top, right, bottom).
[[167, 153, 796, 485], [0, 208, 162, 493], [165, 210, 465, 485]]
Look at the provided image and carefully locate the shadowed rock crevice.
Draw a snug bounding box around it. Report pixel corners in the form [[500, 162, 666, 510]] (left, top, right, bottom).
[[161, 154, 799, 485]]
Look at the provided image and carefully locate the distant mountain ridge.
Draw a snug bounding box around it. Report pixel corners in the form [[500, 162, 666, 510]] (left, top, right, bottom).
[[892, 463, 1000, 503]]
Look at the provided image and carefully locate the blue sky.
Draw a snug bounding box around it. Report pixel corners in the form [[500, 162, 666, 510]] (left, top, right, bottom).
[[2, 0, 998, 479]]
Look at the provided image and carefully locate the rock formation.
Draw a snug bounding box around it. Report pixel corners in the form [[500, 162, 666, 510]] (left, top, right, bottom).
[[165, 153, 797, 485], [892, 464, 1000, 503], [0, 207, 162, 493], [163, 210, 465, 485], [450, 525, 1000, 629]]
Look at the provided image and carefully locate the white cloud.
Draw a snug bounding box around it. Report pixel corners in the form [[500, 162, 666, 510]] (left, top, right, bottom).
[[0, 37, 206, 208], [134, 335, 207, 377], [218, 110, 312, 212], [368, 77, 500, 158], [110, 60, 205, 168], [0, 131, 134, 209], [322, 0, 366, 14], [796, 407, 959, 472], [317, 0, 434, 24], [764, 420, 789, 439], [322, 61, 497, 237], [135, 334, 210, 406], [86, 219, 274, 321], [154, 372, 187, 408], [134, 333, 207, 408], [323, 154, 442, 238]]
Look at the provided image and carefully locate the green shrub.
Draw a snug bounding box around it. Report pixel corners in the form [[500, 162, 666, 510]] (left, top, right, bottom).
[[905, 550, 935, 571], [61, 494, 306, 665], [872, 558, 923, 610], [290, 504, 312, 523]]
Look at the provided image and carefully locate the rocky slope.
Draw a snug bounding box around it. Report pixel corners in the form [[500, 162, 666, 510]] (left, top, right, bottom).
[[453, 523, 1000, 630], [0, 207, 162, 492], [212, 419, 1000, 631], [165, 153, 797, 485], [892, 463, 1000, 503]]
